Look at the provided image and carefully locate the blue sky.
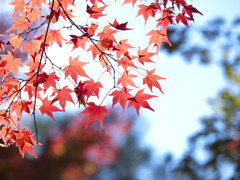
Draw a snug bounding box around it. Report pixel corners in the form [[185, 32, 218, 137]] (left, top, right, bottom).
[[140, 0, 240, 158]]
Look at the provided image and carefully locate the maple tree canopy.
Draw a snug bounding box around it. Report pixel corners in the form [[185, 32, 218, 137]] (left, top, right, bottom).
[[0, 0, 202, 158]]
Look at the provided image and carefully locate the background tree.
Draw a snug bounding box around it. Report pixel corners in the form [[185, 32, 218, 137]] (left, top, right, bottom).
[[160, 16, 240, 180]]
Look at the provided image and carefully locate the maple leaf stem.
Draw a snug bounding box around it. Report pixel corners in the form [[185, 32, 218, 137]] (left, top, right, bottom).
[[99, 87, 115, 106], [32, 0, 55, 143], [57, 0, 111, 67]]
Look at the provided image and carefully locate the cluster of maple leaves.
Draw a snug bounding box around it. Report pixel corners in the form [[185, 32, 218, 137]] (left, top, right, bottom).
[[0, 0, 202, 158]]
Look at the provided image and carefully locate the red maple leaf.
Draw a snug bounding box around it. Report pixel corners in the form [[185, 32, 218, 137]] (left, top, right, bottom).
[[67, 35, 88, 51], [9, 129, 40, 158], [127, 89, 157, 115], [85, 79, 103, 99], [79, 102, 109, 128], [81, 23, 98, 37], [110, 87, 131, 112], [51, 86, 75, 111], [109, 18, 132, 31], [39, 97, 62, 120], [43, 72, 60, 90], [176, 13, 193, 27], [156, 8, 175, 31], [143, 69, 165, 93], [74, 81, 89, 108], [86, 3, 108, 19], [11, 100, 33, 119]]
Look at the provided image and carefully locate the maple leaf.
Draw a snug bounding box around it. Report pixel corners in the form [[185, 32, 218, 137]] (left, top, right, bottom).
[[127, 89, 157, 115], [43, 72, 60, 90], [97, 25, 118, 42], [182, 5, 203, 19], [9, 129, 40, 158], [67, 35, 88, 51], [24, 85, 43, 100], [0, 110, 18, 129], [48, 29, 67, 47], [176, 13, 193, 27], [115, 39, 134, 58], [156, 8, 175, 31], [86, 3, 108, 19], [85, 79, 103, 99], [39, 97, 62, 120], [147, 29, 171, 53], [137, 47, 155, 65], [63, 56, 89, 83], [51, 86, 75, 111], [117, 70, 138, 88], [9, 0, 27, 16], [0, 40, 4, 51], [109, 87, 131, 112], [118, 53, 137, 70], [8, 16, 29, 34], [27, 8, 43, 25], [81, 23, 98, 37], [74, 81, 89, 107], [90, 0, 106, 4], [101, 39, 114, 51], [0, 51, 23, 78], [109, 18, 133, 31], [11, 100, 33, 119], [79, 102, 109, 128], [29, 0, 46, 8], [143, 69, 165, 93], [121, 0, 137, 7], [23, 40, 41, 56], [136, 3, 159, 24], [8, 34, 24, 50]]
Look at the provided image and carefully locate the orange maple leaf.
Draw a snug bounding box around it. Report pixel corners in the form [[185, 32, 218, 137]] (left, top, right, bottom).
[[8, 17, 29, 34], [137, 47, 155, 65], [136, 3, 159, 24], [0, 51, 23, 78], [117, 70, 138, 88], [63, 56, 89, 83], [147, 29, 171, 53], [121, 0, 137, 7], [9, 0, 27, 16]]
